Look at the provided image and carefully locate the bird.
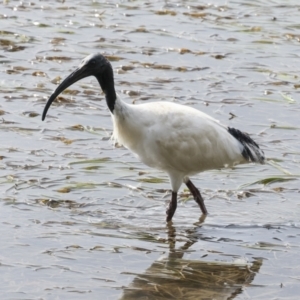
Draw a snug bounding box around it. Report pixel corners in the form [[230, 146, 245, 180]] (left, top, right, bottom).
[[42, 53, 265, 222]]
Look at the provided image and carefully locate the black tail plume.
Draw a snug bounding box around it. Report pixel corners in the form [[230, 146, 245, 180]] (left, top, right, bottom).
[[228, 127, 265, 164]]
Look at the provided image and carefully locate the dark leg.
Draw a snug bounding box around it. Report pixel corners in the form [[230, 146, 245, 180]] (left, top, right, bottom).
[[166, 192, 177, 222], [185, 179, 208, 215]]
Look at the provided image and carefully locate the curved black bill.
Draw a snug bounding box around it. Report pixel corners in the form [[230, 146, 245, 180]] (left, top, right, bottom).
[[42, 66, 88, 121]]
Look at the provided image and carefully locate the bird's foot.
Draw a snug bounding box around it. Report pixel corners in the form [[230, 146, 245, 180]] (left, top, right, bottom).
[[185, 179, 208, 215], [166, 191, 177, 222], [166, 205, 175, 222]]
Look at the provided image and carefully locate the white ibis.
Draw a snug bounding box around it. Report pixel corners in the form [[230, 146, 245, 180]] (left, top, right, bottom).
[[42, 53, 265, 222]]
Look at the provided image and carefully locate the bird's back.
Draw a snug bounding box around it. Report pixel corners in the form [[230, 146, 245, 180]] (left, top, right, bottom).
[[112, 100, 264, 175]]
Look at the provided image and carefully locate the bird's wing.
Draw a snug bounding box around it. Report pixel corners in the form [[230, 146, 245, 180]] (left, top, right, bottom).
[[122, 101, 245, 174]]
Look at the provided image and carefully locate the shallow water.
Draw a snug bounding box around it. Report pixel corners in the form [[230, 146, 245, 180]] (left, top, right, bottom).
[[0, 0, 300, 299]]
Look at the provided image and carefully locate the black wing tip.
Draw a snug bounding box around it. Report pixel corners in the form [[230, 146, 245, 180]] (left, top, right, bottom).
[[228, 127, 258, 147], [228, 127, 265, 163]]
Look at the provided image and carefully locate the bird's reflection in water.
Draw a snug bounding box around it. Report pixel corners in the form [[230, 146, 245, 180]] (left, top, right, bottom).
[[121, 216, 262, 300]]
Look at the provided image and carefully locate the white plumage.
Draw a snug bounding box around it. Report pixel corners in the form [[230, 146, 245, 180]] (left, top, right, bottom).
[[113, 100, 243, 189], [42, 53, 265, 222]]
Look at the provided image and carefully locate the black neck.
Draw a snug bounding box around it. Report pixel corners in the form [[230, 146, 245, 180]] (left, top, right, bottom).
[[95, 64, 116, 114]]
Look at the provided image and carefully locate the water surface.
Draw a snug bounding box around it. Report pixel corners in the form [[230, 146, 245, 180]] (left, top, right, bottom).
[[0, 0, 300, 299]]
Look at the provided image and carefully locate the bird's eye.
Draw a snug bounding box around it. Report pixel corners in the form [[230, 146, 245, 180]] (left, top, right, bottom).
[[90, 59, 96, 65]]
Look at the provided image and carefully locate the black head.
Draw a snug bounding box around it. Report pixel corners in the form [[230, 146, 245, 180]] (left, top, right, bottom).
[[77, 53, 112, 78], [42, 53, 115, 120]]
